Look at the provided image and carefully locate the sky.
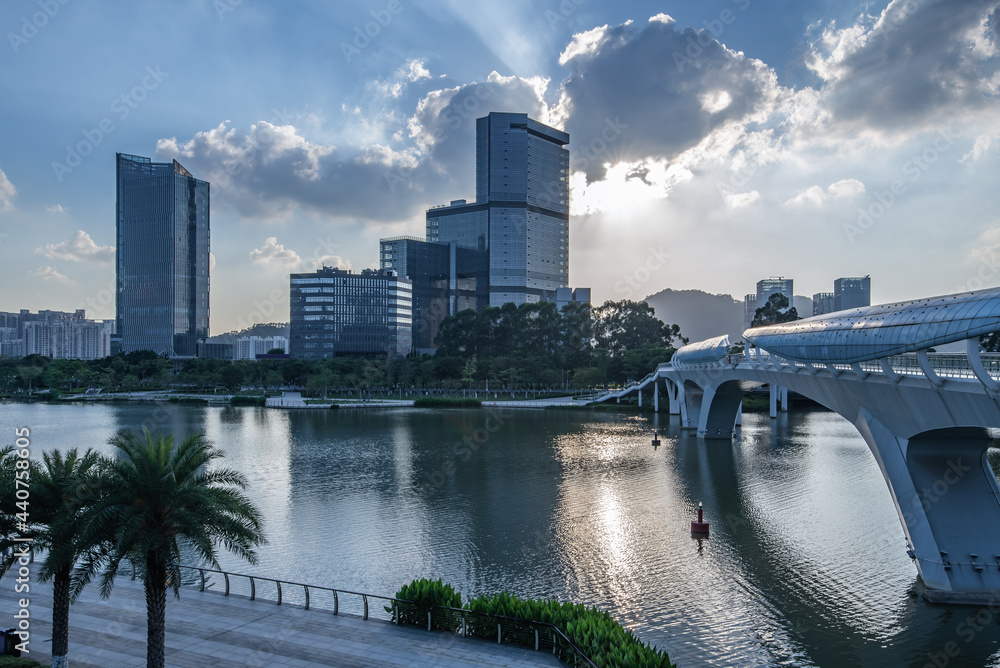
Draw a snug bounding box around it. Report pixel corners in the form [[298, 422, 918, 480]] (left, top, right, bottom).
[[1, 0, 999, 333]]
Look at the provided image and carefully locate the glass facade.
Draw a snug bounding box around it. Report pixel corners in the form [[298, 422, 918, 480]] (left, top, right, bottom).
[[812, 292, 835, 316], [428, 112, 570, 308], [380, 236, 487, 351], [115, 153, 210, 357], [834, 276, 872, 311], [289, 267, 412, 360]]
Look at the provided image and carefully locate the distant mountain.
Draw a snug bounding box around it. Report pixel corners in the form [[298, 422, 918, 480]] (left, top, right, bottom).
[[208, 322, 290, 344], [642, 289, 745, 344]]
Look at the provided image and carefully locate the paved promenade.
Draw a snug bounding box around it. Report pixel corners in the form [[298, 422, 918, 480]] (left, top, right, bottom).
[[0, 571, 562, 667]]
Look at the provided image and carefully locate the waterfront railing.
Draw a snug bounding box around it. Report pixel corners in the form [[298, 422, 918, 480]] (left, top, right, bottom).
[[131, 564, 595, 667]]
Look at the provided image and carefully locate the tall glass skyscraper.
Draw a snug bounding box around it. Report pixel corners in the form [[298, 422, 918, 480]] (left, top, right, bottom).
[[114, 153, 210, 357], [427, 112, 569, 307]]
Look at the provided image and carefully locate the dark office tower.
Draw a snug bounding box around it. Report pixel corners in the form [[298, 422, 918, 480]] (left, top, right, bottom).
[[833, 276, 872, 311], [380, 236, 488, 352], [114, 153, 210, 357], [428, 112, 569, 307]]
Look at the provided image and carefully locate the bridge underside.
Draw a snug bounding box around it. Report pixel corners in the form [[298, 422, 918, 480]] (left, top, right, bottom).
[[653, 366, 1000, 604]]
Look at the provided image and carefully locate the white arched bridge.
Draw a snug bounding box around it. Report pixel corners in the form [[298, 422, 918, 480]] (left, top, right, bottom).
[[598, 287, 1000, 604]]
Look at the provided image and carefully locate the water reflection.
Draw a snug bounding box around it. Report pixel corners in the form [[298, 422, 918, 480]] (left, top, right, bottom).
[[3, 401, 1000, 666]]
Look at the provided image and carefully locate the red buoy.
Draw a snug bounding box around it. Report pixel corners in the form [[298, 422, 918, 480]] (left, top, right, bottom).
[[691, 502, 709, 536]]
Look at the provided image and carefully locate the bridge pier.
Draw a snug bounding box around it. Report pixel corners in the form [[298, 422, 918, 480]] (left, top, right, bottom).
[[856, 412, 1000, 603], [667, 380, 680, 415], [653, 382, 659, 412], [781, 387, 788, 412], [769, 384, 778, 419]]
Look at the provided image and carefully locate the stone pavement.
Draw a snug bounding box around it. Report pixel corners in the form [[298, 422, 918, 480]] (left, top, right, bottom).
[[0, 571, 563, 667]]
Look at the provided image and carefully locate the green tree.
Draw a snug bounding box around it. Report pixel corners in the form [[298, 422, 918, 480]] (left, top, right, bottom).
[[751, 293, 800, 327], [30, 450, 104, 668], [76, 430, 266, 668]]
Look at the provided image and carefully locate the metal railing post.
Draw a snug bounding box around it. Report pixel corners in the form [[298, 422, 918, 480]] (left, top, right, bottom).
[[249, 576, 255, 601], [362, 594, 369, 620], [333, 591, 338, 615], [276, 581, 282, 605], [304, 585, 310, 610]]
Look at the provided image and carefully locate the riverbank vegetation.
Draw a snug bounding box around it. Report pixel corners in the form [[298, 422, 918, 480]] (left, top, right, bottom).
[[0, 300, 687, 399], [387, 577, 675, 667]]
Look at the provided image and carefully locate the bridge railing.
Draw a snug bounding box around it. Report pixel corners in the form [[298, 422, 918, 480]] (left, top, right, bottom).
[[738, 350, 1000, 383]]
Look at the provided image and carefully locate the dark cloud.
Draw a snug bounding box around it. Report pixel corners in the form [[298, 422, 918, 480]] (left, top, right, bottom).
[[557, 19, 780, 180], [813, 0, 1000, 131]]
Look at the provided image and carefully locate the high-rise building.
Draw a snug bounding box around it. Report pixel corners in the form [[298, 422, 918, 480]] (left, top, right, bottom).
[[427, 112, 570, 307], [813, 292, 835, 316], [114, 153, 210, 357], [834, 276, 872, 311], [288, 267, 412, 360]]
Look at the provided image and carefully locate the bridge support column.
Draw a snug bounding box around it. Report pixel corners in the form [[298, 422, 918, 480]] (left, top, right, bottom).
[[638, 389, 642, 407], [857, 410, 1000, 603], [668, 381, 680, 415], [780, 387, 789, 412], [653, 383, 659, 412], [769, 384, 778, 419], [735, 404, 742, 427]]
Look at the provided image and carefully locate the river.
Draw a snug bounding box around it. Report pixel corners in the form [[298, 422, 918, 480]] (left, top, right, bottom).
[[1, 401, 998, 667]]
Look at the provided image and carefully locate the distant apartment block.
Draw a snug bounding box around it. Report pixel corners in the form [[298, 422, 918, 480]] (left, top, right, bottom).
[[114, 153, 210, 357], [834, 276, 872, 311], [812, 292, 835, 316], [0, 309, 114, 359], [289, 267, 412, 360], [234, 336, 288, 360]]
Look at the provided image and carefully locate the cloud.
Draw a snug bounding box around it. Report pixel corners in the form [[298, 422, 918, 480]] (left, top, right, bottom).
[[32, 266, 69, 283], [404, 59, 431, 82], [554, 17, 783, 181], [157, 72, 554, 222], [785, 179, 865, 206], [805, 1, 1000, 135], [46, 204, 67, 213], [963, 130, 1000, 163], [38, 230, 114, 263], [250, 237, 301, 266], [315, 254, 351, 270], [723, 190, 761, 208], [0, 169, 16, 212]]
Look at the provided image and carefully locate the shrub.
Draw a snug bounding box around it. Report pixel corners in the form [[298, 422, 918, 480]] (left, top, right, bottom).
[[389, 579, 674, 667], [413, 397, 482, 408], [386, 578, 462, 630], [230, 395, 265, 406]]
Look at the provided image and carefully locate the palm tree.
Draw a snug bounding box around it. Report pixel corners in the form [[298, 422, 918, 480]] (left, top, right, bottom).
[[32, 449, 104, 668], [76, 429, 266, 668]]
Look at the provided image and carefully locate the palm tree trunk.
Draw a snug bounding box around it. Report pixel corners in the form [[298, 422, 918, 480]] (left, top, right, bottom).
[[145, 554, 167, 668], [51, 565, 70, 668]]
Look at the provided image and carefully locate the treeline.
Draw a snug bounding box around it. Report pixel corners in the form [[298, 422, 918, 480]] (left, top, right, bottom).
[[0, 300, 686, 395]]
